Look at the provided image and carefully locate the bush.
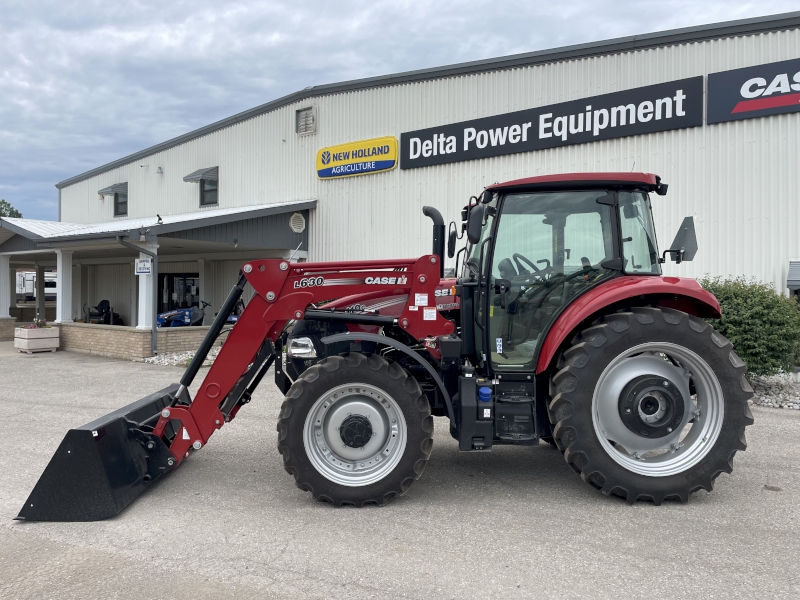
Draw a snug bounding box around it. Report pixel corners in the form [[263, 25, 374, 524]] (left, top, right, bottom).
[[700, 276, 800, 377]]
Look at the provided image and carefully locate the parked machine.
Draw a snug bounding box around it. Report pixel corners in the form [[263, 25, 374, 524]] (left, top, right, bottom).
[[18, 173, 754, 521], [157, 301, 211, 327], [83, 300, 124, 325]]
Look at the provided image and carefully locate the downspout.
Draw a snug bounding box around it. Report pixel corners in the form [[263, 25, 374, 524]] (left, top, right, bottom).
[[116, 236, 158, 356]]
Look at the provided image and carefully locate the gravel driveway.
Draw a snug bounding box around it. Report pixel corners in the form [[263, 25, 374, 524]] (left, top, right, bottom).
[[1, 346, 798, 599]]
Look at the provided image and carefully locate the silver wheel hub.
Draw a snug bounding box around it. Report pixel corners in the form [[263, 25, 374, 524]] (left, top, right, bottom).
[[592, 342, 725, 477], [303, 383, 407, 487]]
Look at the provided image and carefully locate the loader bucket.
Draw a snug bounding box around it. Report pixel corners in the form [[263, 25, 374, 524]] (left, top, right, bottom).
[[16, 384, 187, 522]]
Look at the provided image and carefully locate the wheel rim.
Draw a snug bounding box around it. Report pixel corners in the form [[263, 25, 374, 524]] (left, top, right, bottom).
[[303, 383, 407, 487], [592, 342, 725, 477]]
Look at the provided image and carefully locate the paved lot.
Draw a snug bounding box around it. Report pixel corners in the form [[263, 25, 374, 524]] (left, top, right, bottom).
[[1, 346, 798, 599]]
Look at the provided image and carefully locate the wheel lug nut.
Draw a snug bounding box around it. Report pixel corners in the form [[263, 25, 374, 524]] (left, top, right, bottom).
[[662, 381, 669, 387]]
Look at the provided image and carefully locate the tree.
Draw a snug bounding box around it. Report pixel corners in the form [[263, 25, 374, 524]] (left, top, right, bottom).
[[0, 199, 22, 218]]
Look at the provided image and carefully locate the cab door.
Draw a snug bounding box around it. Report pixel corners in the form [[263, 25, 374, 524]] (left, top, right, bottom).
[[486, 190, 616, 372]]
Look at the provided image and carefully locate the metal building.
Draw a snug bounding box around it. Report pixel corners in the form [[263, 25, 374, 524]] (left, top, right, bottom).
[[1, 11, 799, 348]]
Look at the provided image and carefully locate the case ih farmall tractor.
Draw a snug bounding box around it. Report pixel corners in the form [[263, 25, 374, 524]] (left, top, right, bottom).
[[19, 173, 754, 521]]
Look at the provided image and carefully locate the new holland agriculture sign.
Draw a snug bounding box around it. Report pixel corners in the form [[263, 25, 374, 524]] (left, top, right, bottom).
[[400, 77, 703, 169], [316, 136, 398, 179]]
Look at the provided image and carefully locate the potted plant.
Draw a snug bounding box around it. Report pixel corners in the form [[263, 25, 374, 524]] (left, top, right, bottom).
[[14, 319, 59, 354]]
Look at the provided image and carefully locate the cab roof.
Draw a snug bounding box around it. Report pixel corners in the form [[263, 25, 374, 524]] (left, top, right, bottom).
[[488, 172, 661, 192]]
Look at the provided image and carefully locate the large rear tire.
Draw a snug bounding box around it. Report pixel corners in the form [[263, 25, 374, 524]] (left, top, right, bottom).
[[277, 353, 433, 506], [548, 307, 754, 504]]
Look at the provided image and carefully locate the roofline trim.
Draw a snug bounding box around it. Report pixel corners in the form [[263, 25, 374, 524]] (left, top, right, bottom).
[[55, 11, 800, 190]]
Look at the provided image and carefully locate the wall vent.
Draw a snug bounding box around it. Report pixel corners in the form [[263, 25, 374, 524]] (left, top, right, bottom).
[[289, 212, 306, 233], [296, 107, 317, 135]]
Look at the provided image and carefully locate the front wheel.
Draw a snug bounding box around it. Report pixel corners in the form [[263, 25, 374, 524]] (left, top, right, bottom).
[[277, 353, 433, 506], [549, 307, 754, 504]]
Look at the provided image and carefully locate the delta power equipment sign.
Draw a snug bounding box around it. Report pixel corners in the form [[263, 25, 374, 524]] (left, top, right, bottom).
[[317, 136, 398, 179], [400, 77, 703, 169], [707, 58, 800, 124]]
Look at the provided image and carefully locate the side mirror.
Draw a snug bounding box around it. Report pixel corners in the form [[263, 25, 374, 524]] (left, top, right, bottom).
[[447, 223, 458, 258], [466, 204, 485, 245], [660, 216, 698, 264]]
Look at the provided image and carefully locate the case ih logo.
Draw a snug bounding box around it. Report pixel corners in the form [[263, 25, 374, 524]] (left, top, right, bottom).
[[708, 58, 800, 124]]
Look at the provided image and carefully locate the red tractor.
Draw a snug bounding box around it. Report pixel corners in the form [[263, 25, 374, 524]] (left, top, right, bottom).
[[19, 172, 754, 521]]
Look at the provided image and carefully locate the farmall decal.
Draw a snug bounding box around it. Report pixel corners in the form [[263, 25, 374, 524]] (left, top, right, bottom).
[[708, 58, 800, 124], [400, 78, 703, 169]]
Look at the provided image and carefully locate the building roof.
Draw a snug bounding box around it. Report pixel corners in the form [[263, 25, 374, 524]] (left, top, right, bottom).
[[0, 200, 316, 243], [54, 11, 800, 191]]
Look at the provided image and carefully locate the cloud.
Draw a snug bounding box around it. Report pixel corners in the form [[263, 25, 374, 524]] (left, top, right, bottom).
[[0, 0, 796, 219]]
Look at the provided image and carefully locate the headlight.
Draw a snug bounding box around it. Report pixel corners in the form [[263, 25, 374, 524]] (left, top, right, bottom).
[[287, 337, 317, 358]]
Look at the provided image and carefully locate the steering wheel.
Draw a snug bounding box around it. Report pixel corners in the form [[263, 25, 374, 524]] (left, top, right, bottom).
[[512, 253, 549, 282]]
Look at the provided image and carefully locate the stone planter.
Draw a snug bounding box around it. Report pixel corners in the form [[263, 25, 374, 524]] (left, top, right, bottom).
[[14, 327, 59, 354]]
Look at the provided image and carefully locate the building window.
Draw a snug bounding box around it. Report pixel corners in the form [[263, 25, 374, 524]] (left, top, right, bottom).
[[114, 192, 128, 216], [200, 178, 218, 206], [296, 107, 317, 135]]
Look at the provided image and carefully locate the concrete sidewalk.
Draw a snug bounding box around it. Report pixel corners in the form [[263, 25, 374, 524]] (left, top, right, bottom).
[[1, 350, 799, 599], [0, 341, 18, 357]]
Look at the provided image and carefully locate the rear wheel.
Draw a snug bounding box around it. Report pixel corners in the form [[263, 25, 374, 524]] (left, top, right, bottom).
[[549, 307, 754, 504], [277, 353, 433, 506]]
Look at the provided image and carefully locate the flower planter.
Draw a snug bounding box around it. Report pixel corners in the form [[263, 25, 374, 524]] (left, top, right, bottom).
[[15, 327, 59, 354]]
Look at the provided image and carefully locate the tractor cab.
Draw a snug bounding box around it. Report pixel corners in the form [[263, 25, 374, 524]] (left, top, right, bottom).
[[457, 174, 665, 374]]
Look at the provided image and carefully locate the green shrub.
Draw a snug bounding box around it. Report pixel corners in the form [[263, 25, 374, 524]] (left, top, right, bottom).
[[700, 276, 800, 377]]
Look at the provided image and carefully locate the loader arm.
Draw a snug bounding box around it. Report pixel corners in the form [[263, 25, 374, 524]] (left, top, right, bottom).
[[155, 254, 454, 464]]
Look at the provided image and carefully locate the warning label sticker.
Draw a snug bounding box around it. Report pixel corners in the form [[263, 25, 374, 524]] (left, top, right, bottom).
[[423, 307, 437, 321], [415, 293, 429, 306]]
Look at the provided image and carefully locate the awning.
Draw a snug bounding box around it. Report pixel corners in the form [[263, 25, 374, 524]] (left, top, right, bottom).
[[183, 167, 219, 183], [787, 260, 800, 290], [98, 182, 128, 196], [0, 200, 317, 243]]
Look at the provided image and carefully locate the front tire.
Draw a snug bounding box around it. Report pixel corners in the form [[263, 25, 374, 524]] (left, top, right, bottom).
[[549, 307, 754, 504], [277, 353, 433, 506]]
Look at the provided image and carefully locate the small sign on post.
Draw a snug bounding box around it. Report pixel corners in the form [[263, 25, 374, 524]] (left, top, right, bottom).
[[135, 258, 152, 275]]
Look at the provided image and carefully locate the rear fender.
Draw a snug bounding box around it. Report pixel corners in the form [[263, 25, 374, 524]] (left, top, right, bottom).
[[536, 276, 720, 374]]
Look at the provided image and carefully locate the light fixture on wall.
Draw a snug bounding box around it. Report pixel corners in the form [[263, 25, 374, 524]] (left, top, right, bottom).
[[233, 238, 239, 248], [156, 167, 164, 174]]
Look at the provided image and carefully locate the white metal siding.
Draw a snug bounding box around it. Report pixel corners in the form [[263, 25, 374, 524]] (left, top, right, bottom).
[[60, 28, 800, 290]]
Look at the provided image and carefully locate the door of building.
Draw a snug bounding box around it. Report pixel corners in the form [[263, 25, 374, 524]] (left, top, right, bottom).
[[158, 273, 200, 313]]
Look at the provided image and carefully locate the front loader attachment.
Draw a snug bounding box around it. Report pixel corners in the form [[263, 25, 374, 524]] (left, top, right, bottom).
[[17, 272, 257, 522], [16, 385, 186, 522]]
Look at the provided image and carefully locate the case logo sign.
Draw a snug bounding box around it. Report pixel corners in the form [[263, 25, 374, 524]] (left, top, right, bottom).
[[316, 136, 398, 179], [400, 77, 703, 169], [708, 58, 800, 124]]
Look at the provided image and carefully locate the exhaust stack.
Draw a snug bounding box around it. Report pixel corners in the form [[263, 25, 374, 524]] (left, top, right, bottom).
[[422, 206, 445, 277]]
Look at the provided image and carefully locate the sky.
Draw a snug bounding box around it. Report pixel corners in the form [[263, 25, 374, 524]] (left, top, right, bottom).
[[1, 0, 797, 221]]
